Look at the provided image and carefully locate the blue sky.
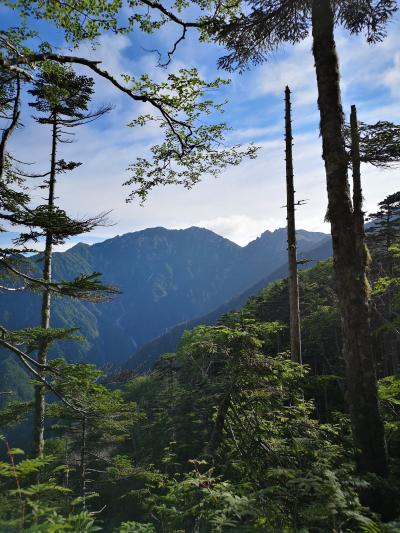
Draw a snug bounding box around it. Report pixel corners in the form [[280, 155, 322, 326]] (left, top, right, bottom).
[[2, 6, 400, 247]]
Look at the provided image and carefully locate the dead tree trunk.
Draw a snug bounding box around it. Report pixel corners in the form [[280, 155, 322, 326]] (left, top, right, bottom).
[[284, 86, 302, 365], [350, 105, 366, 264]]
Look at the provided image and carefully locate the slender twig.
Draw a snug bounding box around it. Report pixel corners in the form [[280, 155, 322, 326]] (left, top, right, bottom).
[[137, 0, 199, 29]]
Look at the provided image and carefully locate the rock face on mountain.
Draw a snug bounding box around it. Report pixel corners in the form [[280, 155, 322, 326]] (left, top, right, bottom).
[[0, 226, 327, 365]]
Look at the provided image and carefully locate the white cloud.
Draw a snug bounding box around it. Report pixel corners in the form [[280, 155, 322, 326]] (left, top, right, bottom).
[[4, 13, 400, 252], [192, 214, 277, 246], [234, 125, 282, 139], [248, 38, 317, 107], [383, 53, 400, 95]]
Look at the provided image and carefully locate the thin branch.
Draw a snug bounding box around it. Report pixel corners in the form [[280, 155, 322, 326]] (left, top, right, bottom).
[[0, 52, 194, 145], [2, 52, 158, 105], [0, 330, 53, 371], [0, 333, 85, 414], [0, 283, 25, 291], [145, 24, 188, 67], [136, 0, 199, 28], [0, 257, 53, 290]]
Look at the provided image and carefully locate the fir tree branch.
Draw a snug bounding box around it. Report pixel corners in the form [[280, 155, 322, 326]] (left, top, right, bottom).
[[0, 327, 52, 371], [0, 330, 86, 414], [0, 257, 118, 300], [133, 0, 199, 29]]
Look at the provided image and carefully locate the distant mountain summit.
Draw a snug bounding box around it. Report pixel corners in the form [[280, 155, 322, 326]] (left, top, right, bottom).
[[0, 226, 327, 366]]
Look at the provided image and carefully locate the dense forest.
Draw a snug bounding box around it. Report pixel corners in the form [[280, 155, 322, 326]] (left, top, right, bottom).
[[1, 216, 400, 531], [1, 0, 400, 531]]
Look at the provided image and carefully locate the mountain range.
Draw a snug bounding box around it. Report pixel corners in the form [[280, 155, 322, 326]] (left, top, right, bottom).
[[125, 234, 333, 371], [0, 226, 330, 368]]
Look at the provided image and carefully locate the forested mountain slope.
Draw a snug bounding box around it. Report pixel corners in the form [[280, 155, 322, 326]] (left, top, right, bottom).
[[0, 226, 326, 365], [96, 256, 400, 530], [2, 236, 400, 531], [125, 235, 332, 371]]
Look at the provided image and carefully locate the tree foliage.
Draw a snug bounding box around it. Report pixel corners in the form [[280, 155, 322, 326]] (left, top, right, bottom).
[[1, 211, 400, 530], [1, 0, 400, 528]]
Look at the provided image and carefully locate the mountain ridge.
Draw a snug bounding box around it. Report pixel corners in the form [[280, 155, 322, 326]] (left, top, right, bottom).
[[124, 235, 333, 371], [0, 225, 328, 366]]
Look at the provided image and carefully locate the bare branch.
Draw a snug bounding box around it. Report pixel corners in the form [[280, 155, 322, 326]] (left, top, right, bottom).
[[0, 283, 25, 291], [135, 0, 199, 29]]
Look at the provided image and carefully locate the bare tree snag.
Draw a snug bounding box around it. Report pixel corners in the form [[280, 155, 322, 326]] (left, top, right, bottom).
[[284, 86, 302, 365]]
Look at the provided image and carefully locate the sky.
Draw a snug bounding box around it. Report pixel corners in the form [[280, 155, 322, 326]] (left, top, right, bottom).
[[2, 5, 400, 248]]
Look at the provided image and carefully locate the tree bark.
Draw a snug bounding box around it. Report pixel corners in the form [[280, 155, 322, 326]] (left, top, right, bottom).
[[32, 113, 57, 459], [311, 0, 387, 476], [284, 86, 302, 365], [81, 416, 87, 508], [350, 105, 365, 252], [0, 75, 20, 179]]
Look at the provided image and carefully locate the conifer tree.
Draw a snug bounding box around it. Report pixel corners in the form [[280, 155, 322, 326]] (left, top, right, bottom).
[[0, 71, 20, 180], [0, 67, 32, 247], [349, 121, 400, 169], [47, 361, 137, 511], [367, 192, 400, 376], [0, 28, 39, 246], [367, 192, 400, 274], [25, 63, 112, 458]]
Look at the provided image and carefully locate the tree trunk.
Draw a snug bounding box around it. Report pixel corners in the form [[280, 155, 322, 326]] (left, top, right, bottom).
[[32, 113, 57, 458], [311, 0, 387, 476], [81, 416, 87, 508], [284, 86, 302, 365], [204, 393, 231, 459], [350, 105, 365, 255], [386, 208, 392, 270], [0, 75, 20, 179]]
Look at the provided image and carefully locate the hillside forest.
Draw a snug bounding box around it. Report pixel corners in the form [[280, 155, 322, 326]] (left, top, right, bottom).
[[1, 1, 400, 531]]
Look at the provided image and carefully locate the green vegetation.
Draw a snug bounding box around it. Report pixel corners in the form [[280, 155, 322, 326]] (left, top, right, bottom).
[[1, 211, 400, 529], [1, 0, 400, 529]]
